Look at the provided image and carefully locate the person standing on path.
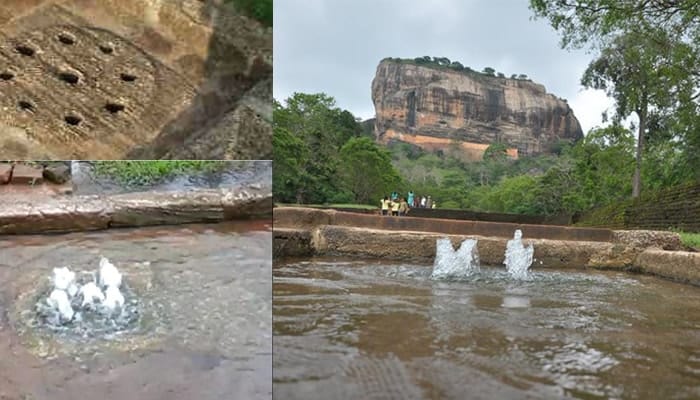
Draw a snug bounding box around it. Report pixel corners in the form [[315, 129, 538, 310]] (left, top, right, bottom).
[[380, 196, 390, 216], [407, 191, 414, 208], [399, 197, 410, 216], [391, 198, 400, 216]]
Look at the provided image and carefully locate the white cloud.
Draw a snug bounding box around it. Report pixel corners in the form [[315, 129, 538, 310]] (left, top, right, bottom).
[[569, 88, 615, 134]]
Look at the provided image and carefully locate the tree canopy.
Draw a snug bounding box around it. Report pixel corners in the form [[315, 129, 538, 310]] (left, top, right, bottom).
[[273, 93, 402, 205], [530, 0, 700, 195]]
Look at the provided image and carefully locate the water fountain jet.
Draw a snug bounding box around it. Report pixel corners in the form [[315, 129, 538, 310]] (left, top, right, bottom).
[[79, 281, 105, 307], [431, 238, 480, 280], [39, 257, 132, 330], [504, 230, 534, 279]]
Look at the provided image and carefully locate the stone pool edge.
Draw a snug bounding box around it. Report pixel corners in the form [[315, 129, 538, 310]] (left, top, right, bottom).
[[273, 207, 700, 286], [0, 188, 272, 235]]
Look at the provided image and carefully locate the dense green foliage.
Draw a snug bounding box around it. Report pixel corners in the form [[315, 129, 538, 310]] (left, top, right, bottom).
[[338, 137, 402, 204], [530, 0, 700, 196], [92, 161, 227, 186], [679, 232, 700, 250], [224, 0, 272, 27], [273, 93, 399, 205], [383, 57, 531, 81], [274, 90, 698, 217]]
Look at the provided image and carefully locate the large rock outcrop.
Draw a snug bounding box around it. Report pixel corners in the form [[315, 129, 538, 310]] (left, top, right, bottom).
[[371, 59, 583, 159], [0, 0, 271, 160]]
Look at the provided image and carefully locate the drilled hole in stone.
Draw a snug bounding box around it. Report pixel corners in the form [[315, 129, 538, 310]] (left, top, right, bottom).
[[15, 45, 35, 57], [57, 33, 76, 45], [58, 72, 79, 85], [18, 101, 34, 112], [120, 73, 137, 82], [64, 115, 82, 126], [0, 72, 14, 81], [105, 103, 125, 114], [99, 44, 114, 54]]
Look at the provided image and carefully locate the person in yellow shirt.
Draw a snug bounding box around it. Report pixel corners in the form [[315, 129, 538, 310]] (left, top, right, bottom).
[[380, 196, 390, 216], [391, 198, 400, 216]]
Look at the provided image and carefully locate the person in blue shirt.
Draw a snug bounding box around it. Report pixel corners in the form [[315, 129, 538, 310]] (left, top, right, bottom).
[[407, 191, 414, 207]]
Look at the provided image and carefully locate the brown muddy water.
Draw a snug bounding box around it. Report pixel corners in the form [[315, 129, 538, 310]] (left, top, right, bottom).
[[273, 257, 700, 400], [0, 221, 271, 400]]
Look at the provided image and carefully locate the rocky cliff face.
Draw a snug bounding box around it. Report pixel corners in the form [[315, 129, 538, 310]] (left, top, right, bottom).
[[0, 0, 271, 159], [371, 59, 583, 159]]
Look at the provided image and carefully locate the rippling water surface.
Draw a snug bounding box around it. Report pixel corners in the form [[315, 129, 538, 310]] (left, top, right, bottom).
[[274, 257, 700, 399], [0, 222, 271, 400]]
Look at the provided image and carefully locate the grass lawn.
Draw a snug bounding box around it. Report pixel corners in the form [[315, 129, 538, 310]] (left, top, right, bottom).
[[678, 231, 700, 250], [92, 161, 228, 186]]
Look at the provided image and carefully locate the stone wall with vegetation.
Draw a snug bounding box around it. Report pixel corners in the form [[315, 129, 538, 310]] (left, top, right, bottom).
[[576, 183, 700, 232]]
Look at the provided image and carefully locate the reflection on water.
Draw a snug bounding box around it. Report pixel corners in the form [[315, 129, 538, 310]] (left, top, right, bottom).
[[0, 222, 271, 400], [274, 257, 700, 399]]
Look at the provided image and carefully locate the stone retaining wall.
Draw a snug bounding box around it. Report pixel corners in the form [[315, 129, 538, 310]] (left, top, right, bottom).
[[275, 207, 614, 242], [407, 208, 572, 225], [0, 188, 272, 235], [275, 226, 638, 269], [273, 207, 699, 286]]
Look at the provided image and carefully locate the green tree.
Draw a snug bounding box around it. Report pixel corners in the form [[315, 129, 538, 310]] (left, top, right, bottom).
[[224, 0, 272, 27], [482, 67, 496, 75], [432, 57, 451, 66], [272, 126, 308, 203], [581, 29, 695, 197], [337, 137, 402, 204], [566, 124, 635, 209], [273, 93, 364, 204], [530, 0, 700, 195], [449, 61, 464, 70], [529, 0, 699, 51], [483, 142, 509, 161]]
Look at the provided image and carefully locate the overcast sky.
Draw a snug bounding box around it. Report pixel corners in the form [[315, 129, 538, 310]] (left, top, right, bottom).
[[273, 0, 615, 135]]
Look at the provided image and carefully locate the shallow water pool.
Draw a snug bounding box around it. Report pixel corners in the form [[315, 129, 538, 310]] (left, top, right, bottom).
[[273, 257, 700, 399], [0, 221, 271, 400]]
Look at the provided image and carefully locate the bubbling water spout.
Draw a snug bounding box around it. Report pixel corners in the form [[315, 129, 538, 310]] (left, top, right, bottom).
[[504, 229, 534, 279], [431, 238, 480, 280], [40, 257, 128, 327]]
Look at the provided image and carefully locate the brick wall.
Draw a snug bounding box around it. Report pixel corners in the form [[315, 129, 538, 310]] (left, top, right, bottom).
[[576, 182, 700, 232]]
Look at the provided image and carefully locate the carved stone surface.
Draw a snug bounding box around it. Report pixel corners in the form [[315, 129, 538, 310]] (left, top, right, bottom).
[[0, 0, 271, 159]]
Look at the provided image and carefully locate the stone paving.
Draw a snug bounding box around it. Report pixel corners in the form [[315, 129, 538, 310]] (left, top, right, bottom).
[[0, 162, 73, 197]]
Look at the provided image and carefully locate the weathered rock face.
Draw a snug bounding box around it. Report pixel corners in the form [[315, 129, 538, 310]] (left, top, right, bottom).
[[0, 187, 272, 234], [371, 59, 583, 159], [0, 0, 271, 159]]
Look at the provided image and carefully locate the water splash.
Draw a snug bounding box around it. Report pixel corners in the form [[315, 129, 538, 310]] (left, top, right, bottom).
[[431, 238, 480, 280], [36, 257, 140, 337], [504, 230, 534, 279]]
